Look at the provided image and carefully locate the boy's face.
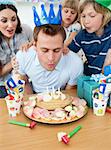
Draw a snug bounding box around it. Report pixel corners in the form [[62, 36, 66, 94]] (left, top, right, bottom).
[[81, 3, 103, 34], [62, 7, 77, 27], [35, 30, 64, 71]]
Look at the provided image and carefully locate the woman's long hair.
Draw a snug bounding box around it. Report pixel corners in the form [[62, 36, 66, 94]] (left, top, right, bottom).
[[0, 60, 2, 74]]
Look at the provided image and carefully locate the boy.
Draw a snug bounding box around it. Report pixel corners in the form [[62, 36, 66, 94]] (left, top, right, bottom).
[[69, 0, 111, 75]]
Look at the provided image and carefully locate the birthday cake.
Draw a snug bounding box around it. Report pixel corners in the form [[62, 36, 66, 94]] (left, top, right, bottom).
[[23, 90, 87, 124], [36, 91, 73, 110]]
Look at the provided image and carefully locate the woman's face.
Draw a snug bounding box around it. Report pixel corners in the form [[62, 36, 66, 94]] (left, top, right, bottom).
[[0, 8, 18, 39]]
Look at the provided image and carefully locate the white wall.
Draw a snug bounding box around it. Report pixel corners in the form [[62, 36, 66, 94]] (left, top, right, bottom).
[[16, 2, 35, 30]]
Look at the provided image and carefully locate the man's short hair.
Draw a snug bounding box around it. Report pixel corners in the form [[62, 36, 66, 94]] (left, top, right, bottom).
[[33, 24, 66, 42]]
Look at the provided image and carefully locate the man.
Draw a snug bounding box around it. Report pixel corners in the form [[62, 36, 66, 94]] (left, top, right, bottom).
[[16, 24, 83, 94]]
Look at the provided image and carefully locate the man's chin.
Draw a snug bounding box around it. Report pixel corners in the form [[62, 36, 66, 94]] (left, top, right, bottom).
[[42, 64, 56, 71], [46, 67, 55, 71]]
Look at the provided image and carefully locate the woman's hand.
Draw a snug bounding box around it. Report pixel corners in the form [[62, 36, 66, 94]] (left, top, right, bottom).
[[19, 40, 35, 51]]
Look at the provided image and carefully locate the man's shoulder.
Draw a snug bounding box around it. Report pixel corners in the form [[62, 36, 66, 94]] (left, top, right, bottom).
[[66, 51, 81, 60], [65, 51, 83, 67], [17, 46, 36, 55], [16, 46, 36, 61]]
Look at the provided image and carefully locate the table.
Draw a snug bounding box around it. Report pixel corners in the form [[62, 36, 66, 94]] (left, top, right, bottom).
[[0, 89, 111, 150]]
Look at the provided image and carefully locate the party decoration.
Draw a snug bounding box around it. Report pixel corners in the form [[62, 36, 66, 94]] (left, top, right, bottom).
[[8, 120, 37, 129], [5, 76, 25, 117], [0, 0, 16, 5], [32, 0, 62, 26], [95, 0, 111, 11], [57, 125, 82, 144]]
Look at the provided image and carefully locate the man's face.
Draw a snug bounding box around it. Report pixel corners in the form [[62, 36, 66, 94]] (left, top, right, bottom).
[[36, 30, 64, 71]]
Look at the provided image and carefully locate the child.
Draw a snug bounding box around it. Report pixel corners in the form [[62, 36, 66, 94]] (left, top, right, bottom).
[[61, 0, 87, 62], [62, 0, 81, 47], [68, 0, 111, 76]]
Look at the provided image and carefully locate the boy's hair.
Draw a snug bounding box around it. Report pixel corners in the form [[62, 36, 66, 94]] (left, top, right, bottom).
[[0, 4, 22, 43], [33, 25, 66, 42], [79, 0, 111, 29]]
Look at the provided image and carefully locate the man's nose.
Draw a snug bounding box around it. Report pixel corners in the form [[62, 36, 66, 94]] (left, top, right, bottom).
[[48, 51, 54, 61]]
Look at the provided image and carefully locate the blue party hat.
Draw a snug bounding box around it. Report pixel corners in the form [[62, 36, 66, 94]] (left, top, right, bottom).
[[0, 0, 16, 5], [32, 0, 62, 27]]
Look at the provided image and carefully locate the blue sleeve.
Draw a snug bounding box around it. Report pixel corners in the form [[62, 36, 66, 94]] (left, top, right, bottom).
[[68, 30, 83, 53]]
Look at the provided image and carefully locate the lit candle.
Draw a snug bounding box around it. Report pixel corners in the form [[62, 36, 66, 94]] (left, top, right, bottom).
[[52, 86, 55, 95]]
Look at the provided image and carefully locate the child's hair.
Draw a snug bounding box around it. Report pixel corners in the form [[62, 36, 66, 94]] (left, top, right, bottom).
[[62, 0, 79, 10], [62, 0, 79, 22], [33, 25, 66, 42], [79, 0, 111, 29]]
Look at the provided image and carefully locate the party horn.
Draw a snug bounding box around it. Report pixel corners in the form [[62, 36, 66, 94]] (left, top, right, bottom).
[[8, 120, 36, 129]]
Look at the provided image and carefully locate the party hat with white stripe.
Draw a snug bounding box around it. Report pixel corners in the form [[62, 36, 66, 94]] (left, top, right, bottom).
[[32, 0, 62, 27], [0, 0, 16, 5]]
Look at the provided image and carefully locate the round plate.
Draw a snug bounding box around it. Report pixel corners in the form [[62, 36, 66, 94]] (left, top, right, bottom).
[[23, 106, 88, 124]]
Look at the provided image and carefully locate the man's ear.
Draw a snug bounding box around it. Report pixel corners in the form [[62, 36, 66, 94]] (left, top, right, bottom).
[[33, 41, 36, 46], [34, 41, 38, 47]]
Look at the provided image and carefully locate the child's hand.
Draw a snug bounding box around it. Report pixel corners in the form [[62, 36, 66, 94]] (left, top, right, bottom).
[[103, 49, 111, 66], [77, 49, 87, 63], [63, 45, 70, 55], [20, 40, 35, 51], [102, 48, 111, 73]]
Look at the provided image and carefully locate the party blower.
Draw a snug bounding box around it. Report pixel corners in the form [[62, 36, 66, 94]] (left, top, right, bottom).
[[8, 120, 36, 129], [58, 125, 82, 144]]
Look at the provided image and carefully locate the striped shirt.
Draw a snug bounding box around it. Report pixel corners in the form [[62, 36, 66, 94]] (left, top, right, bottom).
[[68, 21, 111, 75]]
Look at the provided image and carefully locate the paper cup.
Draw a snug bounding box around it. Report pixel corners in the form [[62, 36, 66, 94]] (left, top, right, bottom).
[[5, 97, 17, 117], [5, 95, 22, 117], [15, 98, 22, 114], [93, 96, 108, 116]]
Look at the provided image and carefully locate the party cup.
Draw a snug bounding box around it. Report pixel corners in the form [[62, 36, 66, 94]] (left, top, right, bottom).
[[93, 96, 108, 116], [5, 94, 22, 117]]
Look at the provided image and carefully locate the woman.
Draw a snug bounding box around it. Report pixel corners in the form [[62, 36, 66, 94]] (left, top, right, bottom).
[[0, 0, 33, 84]]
